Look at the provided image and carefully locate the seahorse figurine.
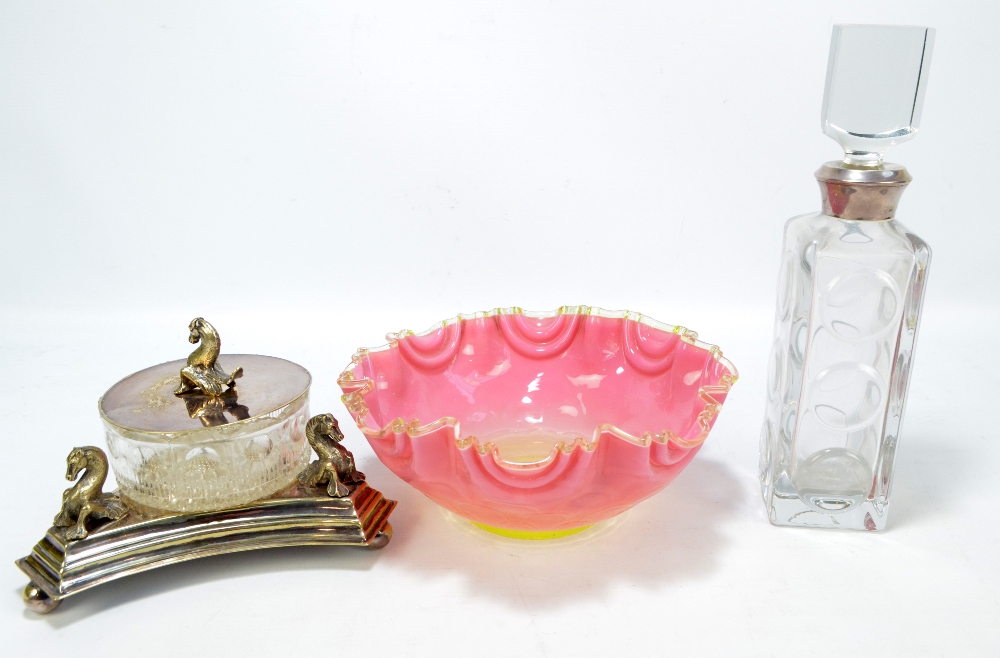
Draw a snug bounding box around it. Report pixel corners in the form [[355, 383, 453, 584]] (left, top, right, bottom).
[[298, 414, 366, 498], [174, 317, 243, 397], [53, 447, 128, 540]]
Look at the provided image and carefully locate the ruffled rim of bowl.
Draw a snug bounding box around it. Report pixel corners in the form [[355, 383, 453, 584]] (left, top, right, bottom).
[[338, 306, 738, 468]]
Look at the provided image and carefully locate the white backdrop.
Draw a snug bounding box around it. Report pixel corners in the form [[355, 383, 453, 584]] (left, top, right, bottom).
[[2, 2, 998, 656]]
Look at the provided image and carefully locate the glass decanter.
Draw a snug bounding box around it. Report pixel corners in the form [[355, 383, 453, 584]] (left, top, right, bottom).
[[759, 25, 935, 531]]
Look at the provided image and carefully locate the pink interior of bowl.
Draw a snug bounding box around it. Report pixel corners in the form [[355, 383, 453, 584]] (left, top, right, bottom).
[[339, 308, 736, 531]]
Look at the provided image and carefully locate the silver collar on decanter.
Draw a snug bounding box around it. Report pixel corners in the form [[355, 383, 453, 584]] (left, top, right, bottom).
[[815, 161, 911, 221]]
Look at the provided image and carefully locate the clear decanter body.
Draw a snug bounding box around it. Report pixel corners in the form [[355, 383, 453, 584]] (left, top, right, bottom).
[[759, 210, 930, 530]]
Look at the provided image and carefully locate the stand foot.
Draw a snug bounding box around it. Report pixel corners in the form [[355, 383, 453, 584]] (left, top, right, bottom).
[[366, 524, 392, 550], [23, 583, 61, 614]]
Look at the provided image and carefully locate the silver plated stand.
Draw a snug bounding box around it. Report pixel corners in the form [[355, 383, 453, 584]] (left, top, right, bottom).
[[18, 462, 394, 613]]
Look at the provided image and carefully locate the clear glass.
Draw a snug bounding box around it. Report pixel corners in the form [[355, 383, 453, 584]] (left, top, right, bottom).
[[100, 354, 313, 512], [822, 25, 934, 163], [759, 213, 930, 530], [104, 401, 311, 512]]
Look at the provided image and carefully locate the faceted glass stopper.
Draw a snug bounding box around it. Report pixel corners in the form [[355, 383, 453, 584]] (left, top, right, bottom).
[[822, 25, 935, 165]]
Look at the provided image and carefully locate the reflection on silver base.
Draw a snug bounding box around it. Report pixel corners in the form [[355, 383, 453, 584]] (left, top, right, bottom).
[[16, 481, 395, 613]]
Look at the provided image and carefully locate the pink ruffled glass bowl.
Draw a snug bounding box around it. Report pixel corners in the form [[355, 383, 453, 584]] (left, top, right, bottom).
[[338, 306, 737, 539]]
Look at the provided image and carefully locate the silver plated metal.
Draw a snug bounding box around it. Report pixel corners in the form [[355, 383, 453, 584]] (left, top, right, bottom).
[[815, 161, 912, 221], [17, 481, 394, 612]]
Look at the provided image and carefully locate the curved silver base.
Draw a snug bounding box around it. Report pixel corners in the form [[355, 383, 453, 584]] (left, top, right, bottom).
[[16, 481, 395, 613]]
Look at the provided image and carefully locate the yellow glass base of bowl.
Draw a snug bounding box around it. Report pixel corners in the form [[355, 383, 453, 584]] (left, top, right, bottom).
[[471, 522, 593, 540]]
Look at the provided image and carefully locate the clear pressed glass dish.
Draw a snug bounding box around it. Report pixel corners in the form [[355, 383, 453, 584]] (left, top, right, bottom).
[[100, 354, 312, 512], [338, 306, 737, 538]]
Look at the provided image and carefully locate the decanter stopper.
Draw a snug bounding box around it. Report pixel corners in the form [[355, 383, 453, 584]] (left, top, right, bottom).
[[822, 24, 935, 166], [817, 25, 935, 221]]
